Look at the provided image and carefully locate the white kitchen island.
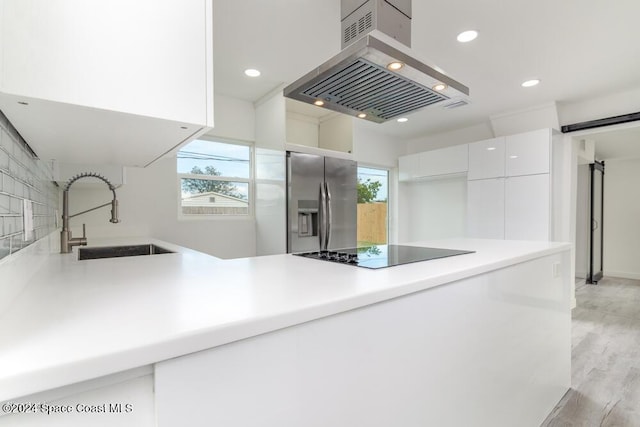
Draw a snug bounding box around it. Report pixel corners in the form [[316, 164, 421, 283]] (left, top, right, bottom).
[[0, 234, 571, 427]]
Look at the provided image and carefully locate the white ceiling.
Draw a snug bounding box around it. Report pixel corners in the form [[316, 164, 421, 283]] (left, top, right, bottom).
[[213, 0, 640, 143], [587, 125, 640, 160]]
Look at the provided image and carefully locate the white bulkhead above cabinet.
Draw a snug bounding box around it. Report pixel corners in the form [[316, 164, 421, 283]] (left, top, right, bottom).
[[0, 0, 214, 167], [398, 144, 468, 181]]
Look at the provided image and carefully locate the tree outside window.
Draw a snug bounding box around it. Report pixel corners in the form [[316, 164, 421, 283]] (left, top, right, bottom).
[[177, 139, 251, 216]]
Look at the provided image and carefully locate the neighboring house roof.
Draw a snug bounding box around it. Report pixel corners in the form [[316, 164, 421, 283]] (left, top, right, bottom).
[[182, 191, 248, 208]]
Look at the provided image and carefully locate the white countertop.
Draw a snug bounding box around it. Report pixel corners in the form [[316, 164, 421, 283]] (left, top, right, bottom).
[[0, 234, 570, 401]]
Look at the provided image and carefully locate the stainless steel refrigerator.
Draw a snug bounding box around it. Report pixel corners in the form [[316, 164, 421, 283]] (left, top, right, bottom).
[[286, 152, 357, 253]]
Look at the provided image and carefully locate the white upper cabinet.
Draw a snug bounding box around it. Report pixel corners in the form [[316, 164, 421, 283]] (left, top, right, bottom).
[[467, 137, 505, 180], [418, 144, 468, 178], [398, 144, 468, 181], [505, 129, 551, 176], [0, 0, 214, 167]]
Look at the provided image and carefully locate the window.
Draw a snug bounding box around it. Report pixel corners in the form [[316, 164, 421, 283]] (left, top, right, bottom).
[[356, 166, 389, 245], [177, 138, 252, 216]]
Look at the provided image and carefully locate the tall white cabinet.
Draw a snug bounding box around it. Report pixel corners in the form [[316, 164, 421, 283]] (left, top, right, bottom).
[[467, 178, 505, 239], [467, 129, 557, 241]]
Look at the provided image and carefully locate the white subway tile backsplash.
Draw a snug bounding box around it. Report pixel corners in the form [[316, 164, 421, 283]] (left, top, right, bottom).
[[0, 237, 9, 259], [0, 194, 9, 214], [10, 197, 22, 215], [0, 110, 58, 260], [0, 132, 11, 156], [0, 148, 9, 171], [15, 216, 24, 233], [2, 174, 14, 193], [8, 157, 18, 176]]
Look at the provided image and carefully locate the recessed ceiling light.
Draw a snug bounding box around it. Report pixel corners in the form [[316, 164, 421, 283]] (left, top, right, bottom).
[[314, 100, 324, 106], [521, 79, 540, 88], [486, 147, 496, 151], [397, 117, 408, 123], [357, 113, 367, 119], [432, 83, 447, 92], [457, 30, 478, 43], [244, 68, 261, 77], [387, 61, 404, 71], [510, 155, 519, 159]]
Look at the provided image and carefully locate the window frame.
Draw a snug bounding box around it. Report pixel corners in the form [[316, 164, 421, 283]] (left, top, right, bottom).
[[177, 136, 254, 220]]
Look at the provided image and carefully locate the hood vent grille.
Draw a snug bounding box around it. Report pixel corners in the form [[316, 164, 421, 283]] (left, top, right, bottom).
[[301, 58, 448, 121]]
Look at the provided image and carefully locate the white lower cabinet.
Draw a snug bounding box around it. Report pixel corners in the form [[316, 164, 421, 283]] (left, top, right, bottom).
[[467, 178, 505, 239], [154, 253, 570, 427], [0, 373, 154, 427], [505, 174, 550, 240]]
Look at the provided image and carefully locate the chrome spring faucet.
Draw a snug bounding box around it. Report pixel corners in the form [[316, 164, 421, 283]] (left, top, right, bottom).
[[60, 172, 120, 253]]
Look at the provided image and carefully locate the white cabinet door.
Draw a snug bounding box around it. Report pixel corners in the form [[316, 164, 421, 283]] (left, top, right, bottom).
[[505, 129, 550, 176], [1, 0, 213, 125], [398, 153, 420, 181], [505, 174, 550, 240], [417, 144, 468, 178], [467, 178, 505, 239], [0, 375, 155, 427], [468, 137, 505, 180], [0, 0, 213, 167]]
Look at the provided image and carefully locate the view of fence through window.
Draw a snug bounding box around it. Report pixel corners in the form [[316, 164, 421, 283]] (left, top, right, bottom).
[[357, 166, 388, 246], [177, 139, 251, 215]]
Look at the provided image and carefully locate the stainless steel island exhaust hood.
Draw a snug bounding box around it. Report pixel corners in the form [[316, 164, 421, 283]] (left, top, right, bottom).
[[283, 0, 470, 123]]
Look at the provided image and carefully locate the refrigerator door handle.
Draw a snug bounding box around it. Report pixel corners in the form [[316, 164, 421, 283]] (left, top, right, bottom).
[[325, 182, 332, 249], [319, 182, 327, 250]]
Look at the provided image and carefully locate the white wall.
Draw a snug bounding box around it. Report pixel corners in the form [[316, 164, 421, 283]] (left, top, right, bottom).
[[286, 113, 318, 147], [603, 158, 640, 279], [398, 177, 467, 243], [404, 122, 494, 155], [490, 103, 560, 137], [66, 95, 257, 259], [558, 87, 640, 126], [319, 114, 352, 153], [211, 94, 256, 142], [352, 123, 404, 168]]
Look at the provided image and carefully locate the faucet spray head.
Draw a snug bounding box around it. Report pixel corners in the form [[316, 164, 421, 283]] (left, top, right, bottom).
[[110, 199, 120, 223]]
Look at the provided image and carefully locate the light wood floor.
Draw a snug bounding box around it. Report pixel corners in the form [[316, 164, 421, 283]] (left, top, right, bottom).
[[541, 276, 640, 426]]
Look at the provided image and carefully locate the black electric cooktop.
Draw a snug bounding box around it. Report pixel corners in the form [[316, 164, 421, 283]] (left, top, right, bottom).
[[293, 244, 474, 269]]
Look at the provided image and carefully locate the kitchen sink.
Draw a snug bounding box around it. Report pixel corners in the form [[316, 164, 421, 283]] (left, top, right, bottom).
[[78, 244, 175, 260]]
